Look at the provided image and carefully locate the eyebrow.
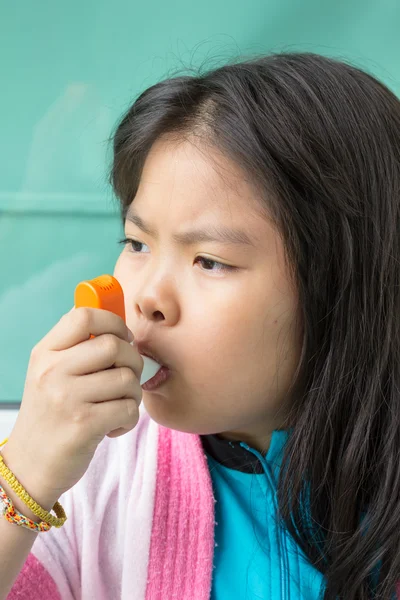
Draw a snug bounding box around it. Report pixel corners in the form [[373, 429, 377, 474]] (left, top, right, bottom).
[[125, 207, 256, 248]]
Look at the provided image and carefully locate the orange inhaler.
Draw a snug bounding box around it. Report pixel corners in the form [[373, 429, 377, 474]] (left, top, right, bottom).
[[74, 275, 126, 323], [74, 274, 160, 385]]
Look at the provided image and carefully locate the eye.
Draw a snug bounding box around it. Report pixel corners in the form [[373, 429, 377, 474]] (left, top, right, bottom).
[[118, 238, 149, 253], [118, 238, 237, 273], [194, 256, 236, 273]]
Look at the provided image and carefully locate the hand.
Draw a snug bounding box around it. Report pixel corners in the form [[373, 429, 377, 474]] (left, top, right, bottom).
[[4, 307, 144, 500]]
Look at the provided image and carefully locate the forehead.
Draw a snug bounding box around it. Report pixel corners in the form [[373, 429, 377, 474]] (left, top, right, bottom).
[[128, 137, 292, 286], [134, 136, 269, 228]]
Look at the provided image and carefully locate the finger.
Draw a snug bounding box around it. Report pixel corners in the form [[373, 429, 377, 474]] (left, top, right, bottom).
[[60, 334, 144, 380], [39, 307, 132, 352], [106, 427, 132, 439], [88, 397, 140, 439], [73, 367, 143, 405]]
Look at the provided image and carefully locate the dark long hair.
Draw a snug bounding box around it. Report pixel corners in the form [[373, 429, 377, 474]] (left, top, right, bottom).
[[109, 52, 400, 599]]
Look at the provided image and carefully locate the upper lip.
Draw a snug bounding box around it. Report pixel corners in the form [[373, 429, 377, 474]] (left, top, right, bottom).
[[135, 341, 170, 369]]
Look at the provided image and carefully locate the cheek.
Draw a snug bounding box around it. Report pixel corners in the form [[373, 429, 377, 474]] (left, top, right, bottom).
[[183, 283, 295, 369], [113, 254, 124, 280], [214, 290, 301, 387], [113, 257, 133, 296]]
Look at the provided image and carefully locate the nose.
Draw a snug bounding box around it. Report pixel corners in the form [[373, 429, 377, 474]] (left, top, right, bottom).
[[133, 276, 180, 326]]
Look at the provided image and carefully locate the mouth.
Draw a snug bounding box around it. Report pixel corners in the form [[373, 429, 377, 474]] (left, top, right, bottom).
[[135, 343, 170, 370], [141, 365, 171, 391]]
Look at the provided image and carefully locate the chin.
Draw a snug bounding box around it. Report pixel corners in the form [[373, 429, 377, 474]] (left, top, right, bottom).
[[141, 393, 207, 435]]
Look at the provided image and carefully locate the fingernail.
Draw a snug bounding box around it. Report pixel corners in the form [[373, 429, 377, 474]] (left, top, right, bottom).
[[127, 329, 134, 342]]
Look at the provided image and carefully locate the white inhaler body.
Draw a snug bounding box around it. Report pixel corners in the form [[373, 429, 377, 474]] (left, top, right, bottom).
[[140, 355, 161, 384]]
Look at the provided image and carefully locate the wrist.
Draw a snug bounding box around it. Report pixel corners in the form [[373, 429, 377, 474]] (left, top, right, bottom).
[[0, 445, 60, 521]]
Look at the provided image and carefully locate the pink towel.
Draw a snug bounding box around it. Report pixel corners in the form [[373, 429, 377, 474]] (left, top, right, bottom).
[[145, 424, 215, 599]]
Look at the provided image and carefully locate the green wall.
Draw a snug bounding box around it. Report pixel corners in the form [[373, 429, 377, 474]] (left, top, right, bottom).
[[1, 1, 399, 401]]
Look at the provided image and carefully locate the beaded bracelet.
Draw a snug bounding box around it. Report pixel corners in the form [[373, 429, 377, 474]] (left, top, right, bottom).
[[0, 483, 51, 532], [0, 437, 67, 530]]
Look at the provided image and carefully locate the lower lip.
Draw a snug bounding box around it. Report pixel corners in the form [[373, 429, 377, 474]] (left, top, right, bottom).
[[142, 366, 171, 391]]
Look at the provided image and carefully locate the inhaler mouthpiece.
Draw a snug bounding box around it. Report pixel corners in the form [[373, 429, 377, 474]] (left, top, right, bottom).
[[140, 355, 161, 385]]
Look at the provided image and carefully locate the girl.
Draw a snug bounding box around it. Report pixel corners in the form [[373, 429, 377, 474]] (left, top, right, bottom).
[[0, 52, 399, 600]]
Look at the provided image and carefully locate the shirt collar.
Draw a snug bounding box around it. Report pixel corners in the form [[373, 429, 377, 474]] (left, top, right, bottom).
[[200, 429, 291, 474]]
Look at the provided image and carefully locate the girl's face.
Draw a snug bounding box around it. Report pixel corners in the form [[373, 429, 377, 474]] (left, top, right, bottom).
[[114, 136, 302, 450]]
